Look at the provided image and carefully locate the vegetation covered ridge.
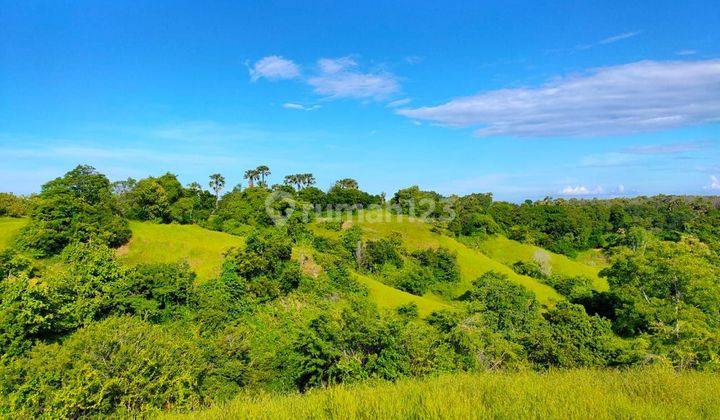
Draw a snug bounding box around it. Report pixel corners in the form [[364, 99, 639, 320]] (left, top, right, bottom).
[[0, 165, 719, 417]]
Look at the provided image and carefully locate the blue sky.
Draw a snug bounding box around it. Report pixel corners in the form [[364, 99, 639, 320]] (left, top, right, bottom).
[[1, 0, 719, 201]]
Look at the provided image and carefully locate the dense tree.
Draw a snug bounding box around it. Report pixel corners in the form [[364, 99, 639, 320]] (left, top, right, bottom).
[[600, 236, 720, 368], [220, 228, 302, 302], [15, 165, 130, 256], [126, 177, 170, 222], [0, 193, 31, 217]]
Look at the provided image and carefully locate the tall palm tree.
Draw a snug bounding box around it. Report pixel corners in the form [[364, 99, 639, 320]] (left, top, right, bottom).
[[284, 174, 299, 190], [244, 169, 259, 188], [335, 178, 359, 189], [301, 173, 316, 189], [256, 165, 271, 186], [208, 173, 225, 204]]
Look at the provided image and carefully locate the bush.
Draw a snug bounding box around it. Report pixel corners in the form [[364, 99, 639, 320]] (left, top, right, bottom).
[[319, 219, 343, 231], [221, 228, 302, 302], [511, 260, 547, 279], [0, 193, 31, 217], [363, 233, 405, 272], [115, 262, 196, 322], [411, 247, 460, 283], [0, 317, 212, 417], [15, 165, 131, 257]]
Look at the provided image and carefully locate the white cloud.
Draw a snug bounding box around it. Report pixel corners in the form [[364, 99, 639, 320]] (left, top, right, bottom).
[[560, 185, 603, 196], [282, 102, 321, 111], [397, 60, 720, 137], [387, 98, 412, 108], [677, 49, 697, 56], [706, 175, 720, 190], [317, 56, 357, 74], [249, 56, 300, 82], [308, 57, 400, 100], [617, 184, 626, 193], [598, 31, 641, 44]]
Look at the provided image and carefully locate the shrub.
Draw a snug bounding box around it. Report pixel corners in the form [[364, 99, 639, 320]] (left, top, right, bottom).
[[0, 317, 211, 417], [411, 247, 460, 283], [512, 260, 547, 279], [15, 165, 130, 257]]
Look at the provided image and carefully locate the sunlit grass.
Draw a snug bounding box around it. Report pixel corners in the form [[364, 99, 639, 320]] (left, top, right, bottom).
[[0, 217, 27, 251], [165, 368, 720, 419], [475, 236, 609, 291], [118, 221, 244, 281], [353, 271, 454, 317], [313, 210, 563, 305]]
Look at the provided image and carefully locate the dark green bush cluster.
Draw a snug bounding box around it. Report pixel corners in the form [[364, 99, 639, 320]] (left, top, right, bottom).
[[115, 173, 216, 224], [15, 165, 131, 257], [388, 247, 461, 296]]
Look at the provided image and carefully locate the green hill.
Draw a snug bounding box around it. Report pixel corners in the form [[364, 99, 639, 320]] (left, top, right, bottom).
[[313, 211, 563, 305], [353, 271, 454, 316], [0, 217, 27, 251], [3, 216, 606, 309], [117, 221, 244, 281], [475, 236, 609, 291]]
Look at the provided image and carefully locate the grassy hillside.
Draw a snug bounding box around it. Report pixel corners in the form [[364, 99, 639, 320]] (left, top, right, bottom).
[[353, 271, 453, 316], [166, 368, 720, 419], [476, 236, 609, 291], [292, 243, 452, 317], [0, 217, 27, 251], [118, 221, 244, 281], [313, 212, 563, 305]]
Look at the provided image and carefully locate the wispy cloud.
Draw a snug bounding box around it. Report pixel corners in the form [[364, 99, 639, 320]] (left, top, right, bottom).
[[397, 60, 720, 137], [308, 56, 400, 100], [546, 30, 641, 55], [282, 102, 321, 111], [677, 49, 698, 56], [317, 56, 357, 74], [622, 141, 707, 155], [598, 31, 641, 44], [249, 56, 300, 82], [250, 55, 401, 102], [387, 98, 412, 108]]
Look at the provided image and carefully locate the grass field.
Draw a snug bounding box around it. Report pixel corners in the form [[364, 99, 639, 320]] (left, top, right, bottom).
[[353, 271, 453, 316], [118, 221, 244, 281], [166, 368, 720, 419], [476, 236, 609, 291], [0, 217, 27, 251], [313, 211, 563, 305]]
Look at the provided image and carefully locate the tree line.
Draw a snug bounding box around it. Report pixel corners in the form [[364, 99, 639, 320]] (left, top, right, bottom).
[[0, 165, 719, 416]]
